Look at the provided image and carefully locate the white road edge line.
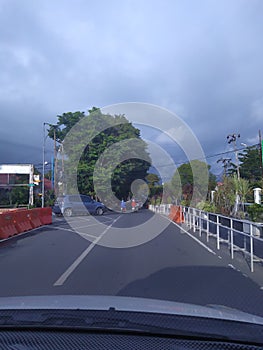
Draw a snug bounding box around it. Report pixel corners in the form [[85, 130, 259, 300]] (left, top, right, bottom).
[[53, 215, 122, 286], [162, 215, 217, 255]]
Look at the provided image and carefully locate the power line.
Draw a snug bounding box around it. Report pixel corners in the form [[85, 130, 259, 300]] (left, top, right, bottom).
[[46, 143, 259, 171], [149, 143, 260, 168]]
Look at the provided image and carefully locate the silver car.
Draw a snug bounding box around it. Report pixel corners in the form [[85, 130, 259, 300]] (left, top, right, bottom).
[[52, 194, 106, 217]]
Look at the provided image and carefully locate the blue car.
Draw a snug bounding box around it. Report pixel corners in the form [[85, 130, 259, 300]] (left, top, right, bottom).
[[52, 194, 106, 217]]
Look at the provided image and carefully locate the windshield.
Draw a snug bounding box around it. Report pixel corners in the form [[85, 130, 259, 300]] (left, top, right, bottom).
[[0, 0, 263, 338]]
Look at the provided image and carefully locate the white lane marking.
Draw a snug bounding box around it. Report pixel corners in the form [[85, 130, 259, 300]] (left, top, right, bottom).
[[99, 216, 116, 221], [53, 215, 121, 286], [65, 223, 104, 230], [167, 218, 216, 255], [51, 226, 98, 239], [228, 264, 236, 270], [68, 216, 91, 221], [52, 225, 97, 238]]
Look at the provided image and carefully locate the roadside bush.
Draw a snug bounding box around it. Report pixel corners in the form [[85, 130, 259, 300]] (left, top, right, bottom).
[[247, 204, 263, 222]]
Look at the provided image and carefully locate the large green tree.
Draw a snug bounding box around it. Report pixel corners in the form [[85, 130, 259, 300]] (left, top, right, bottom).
[[239, 146, 262, 183], [169, 160, 215, 205], [48, 108, 151, 206], [227, 146, 261, 183]]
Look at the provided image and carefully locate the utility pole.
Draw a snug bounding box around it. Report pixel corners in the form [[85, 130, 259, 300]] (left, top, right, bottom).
[[61, 142, 65, 195], [53, 127, 57, 196], [42, 122, 57, 207], [217, 157, 231, 176], [42, 123, 46, 208], [227, 133, 241, 216], [259, 130, 263, 178], [227, 133, 240, 180]]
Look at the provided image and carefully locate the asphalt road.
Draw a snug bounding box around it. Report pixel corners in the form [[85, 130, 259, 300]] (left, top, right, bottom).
[[0, 209, 262, 316]]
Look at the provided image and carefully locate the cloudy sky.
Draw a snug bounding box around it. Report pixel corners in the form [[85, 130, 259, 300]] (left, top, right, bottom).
[[1, 0, 263, 177]]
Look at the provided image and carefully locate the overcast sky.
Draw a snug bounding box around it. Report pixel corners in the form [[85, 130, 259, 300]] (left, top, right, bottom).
[[1, 0, 263, 177]]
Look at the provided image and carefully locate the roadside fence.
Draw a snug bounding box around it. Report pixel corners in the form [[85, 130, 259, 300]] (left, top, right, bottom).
[[149, 204, 263, 272]]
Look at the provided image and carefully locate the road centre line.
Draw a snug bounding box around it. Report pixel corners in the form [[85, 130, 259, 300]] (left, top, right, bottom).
[[53, 215, 121, 286]]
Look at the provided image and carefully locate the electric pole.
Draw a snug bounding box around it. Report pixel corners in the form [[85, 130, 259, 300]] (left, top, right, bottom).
[[53, 127, 57, 196], [259, 130, 263, 178], [217, 157, 231, 176], [227, 133, 240, 180]]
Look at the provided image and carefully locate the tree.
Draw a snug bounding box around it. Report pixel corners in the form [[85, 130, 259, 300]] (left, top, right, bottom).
[[227, 146, 261, 183], [48, 108, 151, 207], [231, 174, 251, 216], [170, 160, 213, 205], [214, 176, 236, 215], [146, 173, 160, 187], [232, 174, 251, 205], [239, 146, 261, 183]]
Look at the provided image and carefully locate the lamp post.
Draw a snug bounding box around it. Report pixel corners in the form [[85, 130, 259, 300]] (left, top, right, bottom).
[[42, 122, 56, 207], [42, 123, 46, 208]]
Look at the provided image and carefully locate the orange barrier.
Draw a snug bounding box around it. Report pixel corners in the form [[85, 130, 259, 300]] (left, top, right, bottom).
[[168, 205, 184, 224], [13, 210, 33, 233], [0, 211, 19, 239], [28, 209, 42, 229], [0, 207, 52, 240], [38, 207, 52, 225]]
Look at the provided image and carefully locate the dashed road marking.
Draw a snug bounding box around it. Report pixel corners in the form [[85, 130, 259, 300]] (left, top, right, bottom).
[[53, 215, 121, 286]]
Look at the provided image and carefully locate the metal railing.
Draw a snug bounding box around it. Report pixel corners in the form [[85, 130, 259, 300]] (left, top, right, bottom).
[[149, 204, 172, 215], [149, 204, 263, 272]]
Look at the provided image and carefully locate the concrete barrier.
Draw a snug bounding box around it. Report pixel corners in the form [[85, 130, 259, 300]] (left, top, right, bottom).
[[0, 211, 19, 239], [38, 207, 52, 225], [28, 209, 42, 229], [0, 208, 52, 240], [13, 210, 33, 233]]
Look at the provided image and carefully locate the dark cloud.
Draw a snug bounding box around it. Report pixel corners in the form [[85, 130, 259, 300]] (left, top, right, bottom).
[[0, 0, 262, 175]]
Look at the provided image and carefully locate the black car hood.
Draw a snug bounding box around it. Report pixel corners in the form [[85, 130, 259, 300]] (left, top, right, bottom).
[[0, 295, 262, 326]]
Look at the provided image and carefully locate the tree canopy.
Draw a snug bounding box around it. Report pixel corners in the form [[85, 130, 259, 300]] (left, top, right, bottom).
[[167, 160, 215, 205], [239, 146, 262, 183], [226, 146, 261, 183], [48, 108, 151, 206]]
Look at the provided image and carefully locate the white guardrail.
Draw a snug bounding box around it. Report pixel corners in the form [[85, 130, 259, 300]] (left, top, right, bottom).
[[149, 204, 263, 272], [148, 204, 172, 215]]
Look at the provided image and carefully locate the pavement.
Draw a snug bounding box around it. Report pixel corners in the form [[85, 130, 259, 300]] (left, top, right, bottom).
[[0, 209, 262, 317]]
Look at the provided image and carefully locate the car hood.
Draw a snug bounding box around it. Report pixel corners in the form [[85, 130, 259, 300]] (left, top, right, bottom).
[[0, 295, 262, 325]]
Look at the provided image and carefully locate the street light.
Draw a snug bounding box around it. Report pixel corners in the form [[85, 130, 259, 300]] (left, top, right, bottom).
[[42, 123, 48, 207], [42, 122, 56, 207]]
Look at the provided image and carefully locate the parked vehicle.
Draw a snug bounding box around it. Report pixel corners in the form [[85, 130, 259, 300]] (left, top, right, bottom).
[[52, 195, 106, 217]]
